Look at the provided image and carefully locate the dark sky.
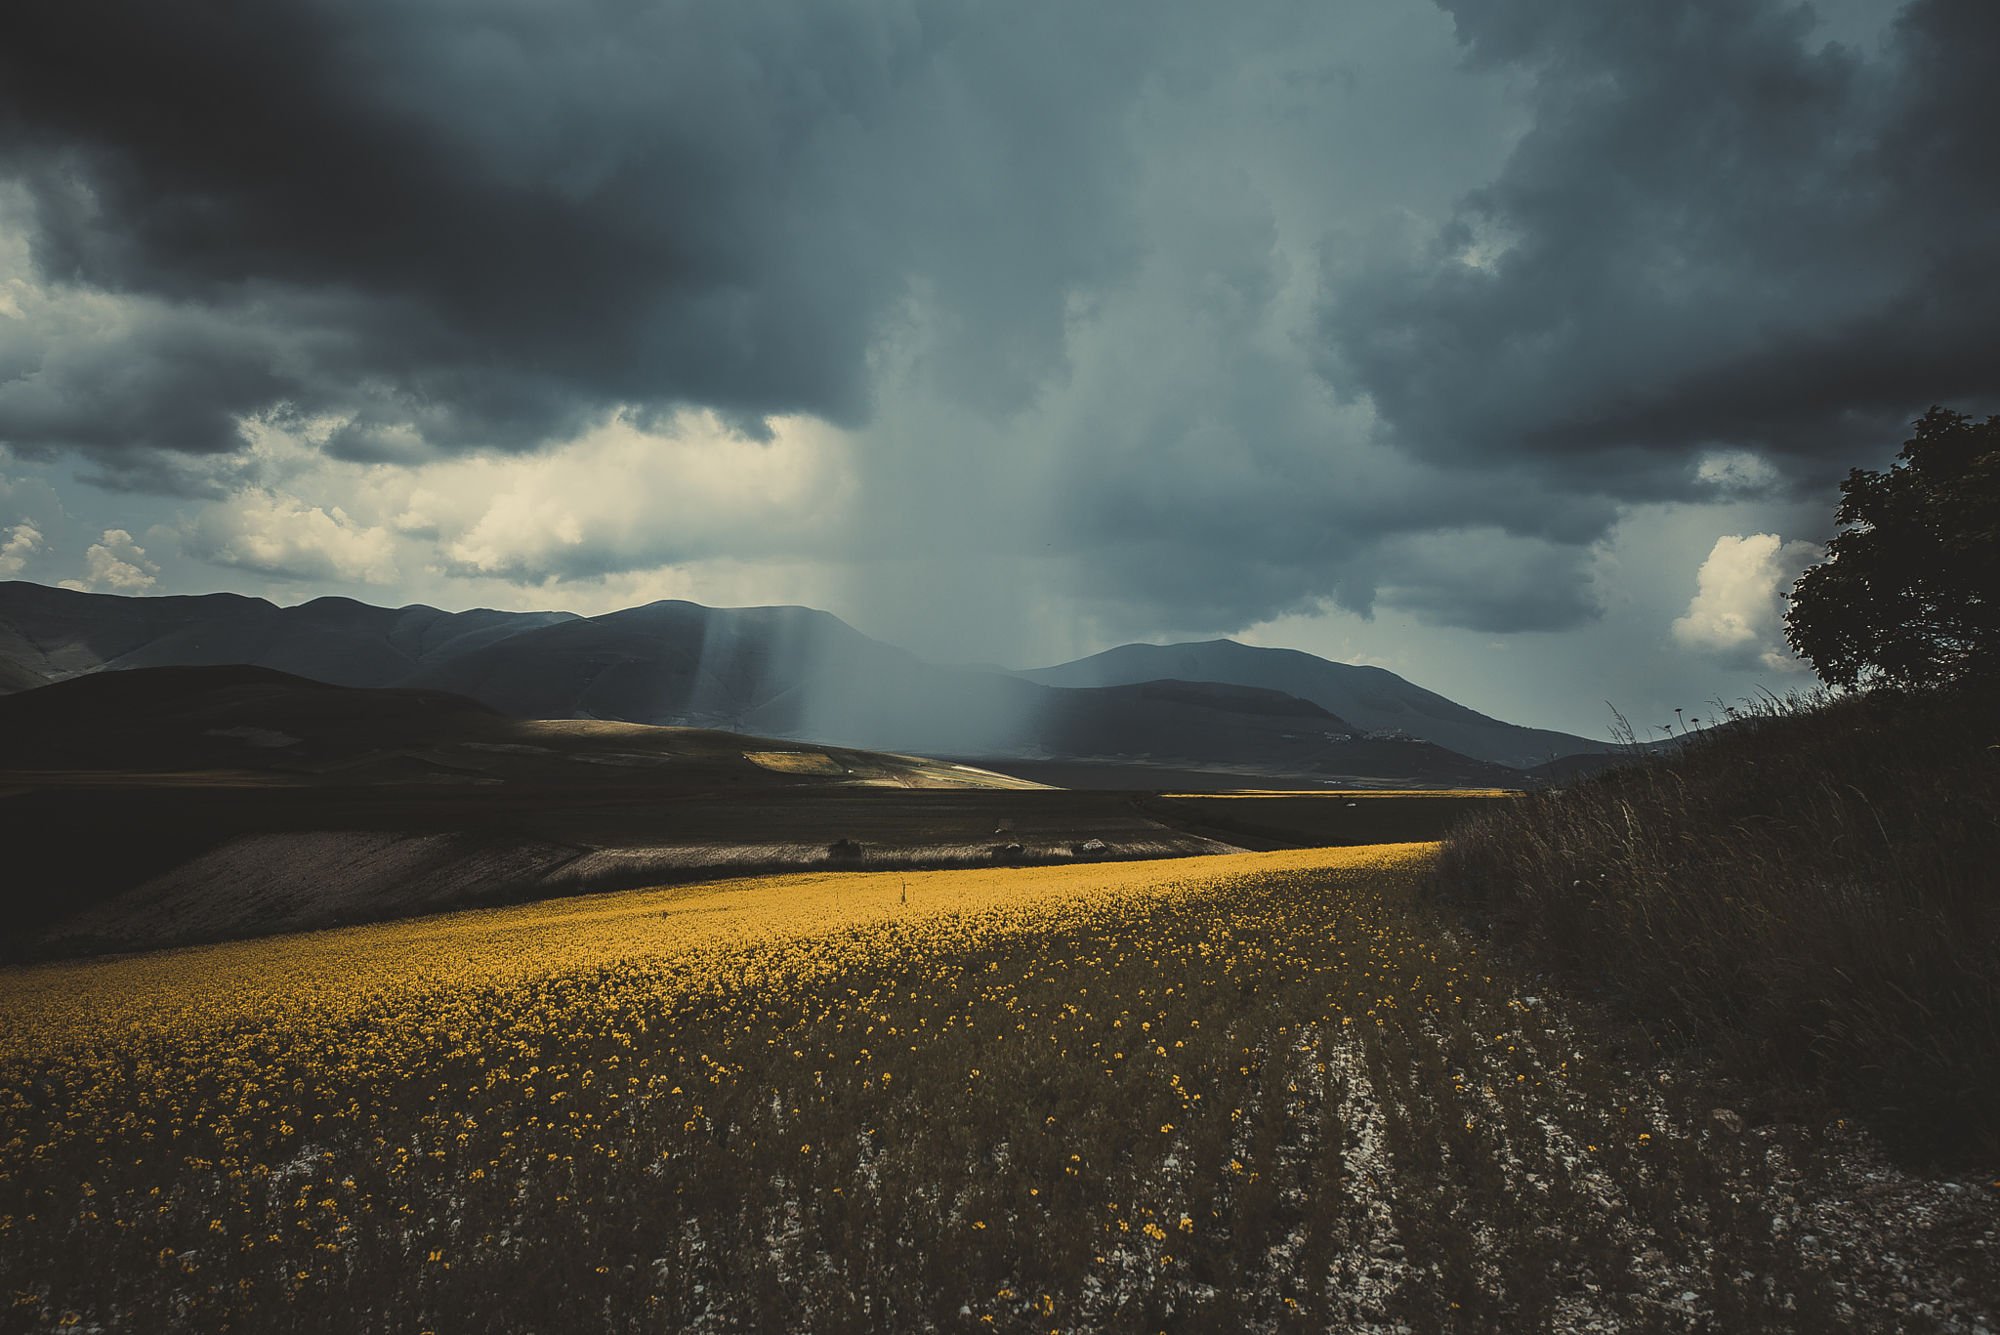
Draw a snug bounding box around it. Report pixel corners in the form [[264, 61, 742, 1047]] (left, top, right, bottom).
[[0, 0, 1992, 735]]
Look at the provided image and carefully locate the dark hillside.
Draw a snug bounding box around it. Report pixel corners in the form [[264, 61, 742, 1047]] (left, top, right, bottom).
[[1427, 685, 2000, 1162], [404, 598, 1048, 754], [0, 663, 511, 769], [0, 580, 573, 687], [1018, 638, 1612, 767], [0, 650, 46, 695], [1002, 680, 1519, 786]]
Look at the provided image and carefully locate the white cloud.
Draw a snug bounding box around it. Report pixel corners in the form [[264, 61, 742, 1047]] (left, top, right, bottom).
[[183, 491, 399, 584], [0, 521, 41, 578], [57, 528, 159, 594], [1671, 533, 1822, 671], [413, 410, 852, 580], [161, 407, 848, 596]]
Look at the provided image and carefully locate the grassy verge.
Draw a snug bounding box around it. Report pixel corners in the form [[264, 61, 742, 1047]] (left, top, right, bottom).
[[5, 848, 1990, 1331], [1426, 685, 2000, 1164]]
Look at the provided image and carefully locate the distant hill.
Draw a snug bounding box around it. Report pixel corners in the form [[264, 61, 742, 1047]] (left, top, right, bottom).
[[0, 582, 1528, 783], [0, 663, 502, 771], [1015, 639, 1610, 768], [0, 581, 575, 688], [395, 597, 1051, 755], [0, 662, 1043, 791], [0, 582, 1043, 750]]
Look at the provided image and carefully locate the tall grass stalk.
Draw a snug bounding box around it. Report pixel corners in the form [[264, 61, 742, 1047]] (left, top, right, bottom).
[[1428, 684, 2000, 1161]]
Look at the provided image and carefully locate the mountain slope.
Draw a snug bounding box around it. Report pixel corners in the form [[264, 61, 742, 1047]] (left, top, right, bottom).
[[0, 581, 575, 691], [0, 582, 1529, 782], [396, 602, 1405, 770], [1015, 639, 1608, 767], [0, 663, 510, 772], [0, 662, 1046, 791], [397, 599, 1052, 756]]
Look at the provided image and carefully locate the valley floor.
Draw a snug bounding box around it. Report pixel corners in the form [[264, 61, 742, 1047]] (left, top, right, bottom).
[[1, 848, 1993, 1332]]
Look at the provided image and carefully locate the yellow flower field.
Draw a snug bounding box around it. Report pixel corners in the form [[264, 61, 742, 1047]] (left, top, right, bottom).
[[0, 844, 1432, 1061], [0, 843, 1916, 1333]]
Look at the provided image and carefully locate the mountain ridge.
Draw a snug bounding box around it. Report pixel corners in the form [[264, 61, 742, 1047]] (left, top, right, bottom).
[[0, 581, 1594, 781], [1014, 638, 1609, 768]]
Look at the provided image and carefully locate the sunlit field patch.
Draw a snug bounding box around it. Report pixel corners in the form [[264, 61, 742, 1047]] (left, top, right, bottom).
[[1, 847, 1983, 1332], [740, 751, 848, 776], [1154, 790, 1517, 800]]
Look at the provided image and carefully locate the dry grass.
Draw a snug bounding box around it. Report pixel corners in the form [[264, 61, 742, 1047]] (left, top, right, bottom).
[[5, 846, 1993, 1331], [1427, 684, 2000, 1165], [742, 751, 854, 776]]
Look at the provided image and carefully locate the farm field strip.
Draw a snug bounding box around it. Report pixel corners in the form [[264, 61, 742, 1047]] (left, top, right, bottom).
[[1153, 790, 1518, 800], [1, 846, 1985, 1333], [0, 848, 1398, 1059]]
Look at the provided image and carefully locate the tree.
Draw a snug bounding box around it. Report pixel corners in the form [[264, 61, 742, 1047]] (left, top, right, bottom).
[[1784, 407, 2000, 688]]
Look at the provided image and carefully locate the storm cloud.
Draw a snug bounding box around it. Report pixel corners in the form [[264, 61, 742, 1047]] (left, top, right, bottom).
[[0, 0, 1994, 723], [0, 0, 1154, 462], [1319, 0, 2000, 485]]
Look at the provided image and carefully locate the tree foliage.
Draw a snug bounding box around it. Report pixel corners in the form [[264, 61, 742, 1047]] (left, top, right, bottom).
[[1785, 407, 2000, 688]]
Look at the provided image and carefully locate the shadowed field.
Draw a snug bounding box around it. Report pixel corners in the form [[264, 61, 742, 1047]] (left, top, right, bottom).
[[1134, 791, 1512, 852], [2, 666, 1510, 960], [2, 846, 1987, 1333]]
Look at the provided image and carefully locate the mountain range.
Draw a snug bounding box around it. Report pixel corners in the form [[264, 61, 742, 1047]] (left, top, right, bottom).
[[1016, 639, 1600, 770], [0, 581, 1610, 781]]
